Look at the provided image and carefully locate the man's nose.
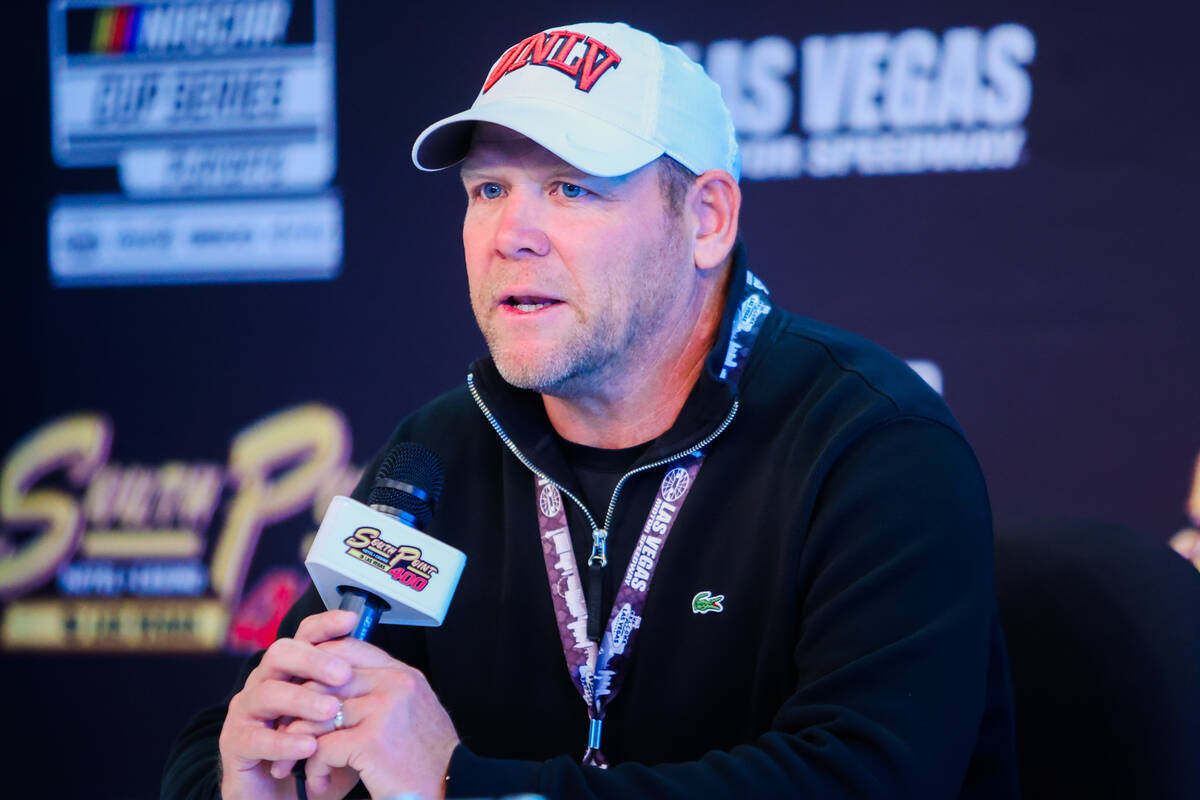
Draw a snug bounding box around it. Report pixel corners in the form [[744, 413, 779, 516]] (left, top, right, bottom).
[[494, 190, 551, 259]]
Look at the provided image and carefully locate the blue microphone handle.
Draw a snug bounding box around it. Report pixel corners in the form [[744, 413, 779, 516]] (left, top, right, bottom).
[[337, 587, 388, 642], [292, 587, 386, 791]]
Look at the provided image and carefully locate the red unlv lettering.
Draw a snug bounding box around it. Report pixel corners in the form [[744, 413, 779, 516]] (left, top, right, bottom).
[[482, 30, 621, 94]]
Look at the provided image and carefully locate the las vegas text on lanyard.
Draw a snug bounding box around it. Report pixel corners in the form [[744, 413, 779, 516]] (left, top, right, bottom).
[[533, 270, 772, 767]]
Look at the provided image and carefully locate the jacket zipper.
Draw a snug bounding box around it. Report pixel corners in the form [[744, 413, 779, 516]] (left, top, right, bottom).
[[466, 373, 739, 569]]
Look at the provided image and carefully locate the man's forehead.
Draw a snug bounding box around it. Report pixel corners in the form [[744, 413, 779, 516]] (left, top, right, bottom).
[[462, 125, 581, 174], [461, 123, 638, 182], [469, 123, 531, 146]]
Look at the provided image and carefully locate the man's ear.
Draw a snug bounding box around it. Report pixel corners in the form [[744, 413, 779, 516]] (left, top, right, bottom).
[[687, 170, 741, 271]]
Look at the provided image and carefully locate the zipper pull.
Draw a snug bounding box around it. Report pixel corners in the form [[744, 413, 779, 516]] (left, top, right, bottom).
[[587, 528, 608, 567], [587, 529, 607, 642]]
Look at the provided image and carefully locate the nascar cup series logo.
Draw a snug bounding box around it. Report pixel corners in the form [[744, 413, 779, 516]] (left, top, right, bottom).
[[343, 527, 438, 592], [679, 23, 1036, 180], [660, 467, 691, 503], [539, 484, 563, 518], [48, 0, 343, 287]]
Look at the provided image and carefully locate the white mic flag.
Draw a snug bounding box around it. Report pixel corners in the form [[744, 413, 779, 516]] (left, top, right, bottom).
[[305, 495, 466, 627]]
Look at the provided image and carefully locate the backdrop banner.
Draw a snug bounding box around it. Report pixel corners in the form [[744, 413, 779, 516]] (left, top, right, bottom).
[[2, 1, 1196, 798]]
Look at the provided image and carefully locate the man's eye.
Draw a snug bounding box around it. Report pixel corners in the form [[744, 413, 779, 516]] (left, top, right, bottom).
[[479, 183, 503, 199], [560, 183, 587, 198]]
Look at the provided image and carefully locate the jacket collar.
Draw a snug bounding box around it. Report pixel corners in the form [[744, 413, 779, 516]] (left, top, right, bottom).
[[468, 241, 766, 487]]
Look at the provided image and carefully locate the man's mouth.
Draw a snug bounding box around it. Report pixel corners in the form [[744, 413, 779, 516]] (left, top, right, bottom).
[[503, 295, 563, 313]]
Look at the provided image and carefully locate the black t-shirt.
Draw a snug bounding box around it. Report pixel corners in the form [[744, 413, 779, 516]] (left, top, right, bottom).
[[554, 433, 652, 625], [554, 434, 651, 521]]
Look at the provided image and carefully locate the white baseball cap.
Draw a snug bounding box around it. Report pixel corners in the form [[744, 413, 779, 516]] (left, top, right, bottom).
[[411, 22, 740, 180]]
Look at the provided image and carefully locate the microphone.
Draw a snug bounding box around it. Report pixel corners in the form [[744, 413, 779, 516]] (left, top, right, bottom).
[[304, 442, 467, 642]]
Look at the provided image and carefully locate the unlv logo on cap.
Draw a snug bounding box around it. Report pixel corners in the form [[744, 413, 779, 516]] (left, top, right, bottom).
[[483, 29, 622, 94]]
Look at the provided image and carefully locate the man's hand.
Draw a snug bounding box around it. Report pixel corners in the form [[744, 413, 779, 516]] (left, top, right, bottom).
[[282, 637, 461, 800], [217, 610, 359, 800]]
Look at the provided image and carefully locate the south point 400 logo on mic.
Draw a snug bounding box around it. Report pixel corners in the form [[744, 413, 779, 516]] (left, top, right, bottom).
[[343, 527, 439, 592], [304, 443, 466, 630]]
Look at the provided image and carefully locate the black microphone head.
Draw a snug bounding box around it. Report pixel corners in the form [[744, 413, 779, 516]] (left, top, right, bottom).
[[367, 443, 445, 529]]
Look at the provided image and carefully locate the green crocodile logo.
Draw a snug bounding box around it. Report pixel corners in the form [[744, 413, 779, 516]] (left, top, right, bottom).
[[691, 591, 725, 614]]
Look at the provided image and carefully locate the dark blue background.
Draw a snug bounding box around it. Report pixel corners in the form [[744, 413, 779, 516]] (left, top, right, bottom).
[[2, 1, 1196, 797]]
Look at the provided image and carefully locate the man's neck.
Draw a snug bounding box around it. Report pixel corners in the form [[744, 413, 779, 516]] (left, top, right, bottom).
[[541, 270, 730, 450]]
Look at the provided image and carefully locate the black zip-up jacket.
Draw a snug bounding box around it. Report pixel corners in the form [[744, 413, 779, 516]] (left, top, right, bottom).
[[163, 244, 1019, 799]]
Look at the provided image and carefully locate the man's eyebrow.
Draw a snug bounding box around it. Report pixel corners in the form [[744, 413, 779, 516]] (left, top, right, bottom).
[[570, 171, 634, 193], [560, 168, 605, 183], [458, 160, 635, 193], [459, 162, 507, 186]]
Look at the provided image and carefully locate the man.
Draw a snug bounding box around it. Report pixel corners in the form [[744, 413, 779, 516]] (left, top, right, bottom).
[[164, 22, 1018, 800]]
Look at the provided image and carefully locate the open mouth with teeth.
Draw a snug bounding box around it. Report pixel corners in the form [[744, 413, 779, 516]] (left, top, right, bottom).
[[503, 295, 563, 313]]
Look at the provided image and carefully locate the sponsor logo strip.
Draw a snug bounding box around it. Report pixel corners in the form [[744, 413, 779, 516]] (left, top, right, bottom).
[[48, 192, 343, 286], [2, 598, 229, 651]]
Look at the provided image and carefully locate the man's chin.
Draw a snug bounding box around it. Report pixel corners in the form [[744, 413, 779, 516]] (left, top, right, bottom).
[[492, 357, 570, 395], [490, 350, 599, 398]]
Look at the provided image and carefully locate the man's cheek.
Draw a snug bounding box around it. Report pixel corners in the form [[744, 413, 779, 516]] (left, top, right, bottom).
[[461, 211, 495, 253], [466, 276, 497, 324]]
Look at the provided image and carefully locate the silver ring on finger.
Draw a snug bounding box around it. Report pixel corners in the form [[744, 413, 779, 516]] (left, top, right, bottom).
[[333, 700, 345, 730]]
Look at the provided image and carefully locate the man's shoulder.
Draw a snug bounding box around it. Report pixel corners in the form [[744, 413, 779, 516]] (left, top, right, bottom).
[[372, 383, 495, 467], [400, 383, 479, 429], [352, 383, 491, 501], [746, 308, 962, 434], [388, 383, 494, 451]]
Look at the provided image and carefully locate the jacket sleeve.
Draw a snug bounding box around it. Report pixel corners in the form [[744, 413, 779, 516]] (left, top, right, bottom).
[[442, 418, 1012, 799]]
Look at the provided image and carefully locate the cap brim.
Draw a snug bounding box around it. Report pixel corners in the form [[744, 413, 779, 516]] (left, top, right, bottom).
[[411, 98, 665, 177]]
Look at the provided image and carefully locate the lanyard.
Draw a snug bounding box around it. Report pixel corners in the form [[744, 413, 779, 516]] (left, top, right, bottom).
[[532, 270, 771, 767]]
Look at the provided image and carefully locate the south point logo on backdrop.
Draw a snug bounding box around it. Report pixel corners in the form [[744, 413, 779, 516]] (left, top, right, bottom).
[[0, 405, 360, 653], [679, 23, 1035, 180]]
